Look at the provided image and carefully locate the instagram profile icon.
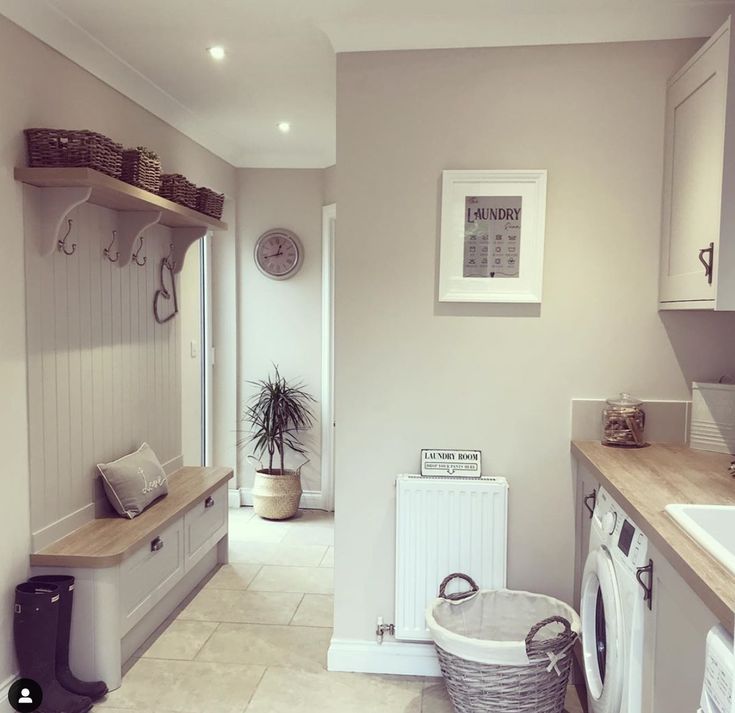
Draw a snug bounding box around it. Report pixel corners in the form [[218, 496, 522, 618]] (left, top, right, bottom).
[[8, 678, 42, 712]]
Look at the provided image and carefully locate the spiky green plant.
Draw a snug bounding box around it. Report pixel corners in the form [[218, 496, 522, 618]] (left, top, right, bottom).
[[243, 366, 316, 474]]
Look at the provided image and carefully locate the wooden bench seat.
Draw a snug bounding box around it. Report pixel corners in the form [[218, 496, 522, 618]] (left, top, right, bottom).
[[31, 466, 233, 568]]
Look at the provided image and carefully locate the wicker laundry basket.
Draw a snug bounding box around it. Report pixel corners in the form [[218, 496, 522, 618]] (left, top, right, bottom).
[[427, 574, 580, 713]]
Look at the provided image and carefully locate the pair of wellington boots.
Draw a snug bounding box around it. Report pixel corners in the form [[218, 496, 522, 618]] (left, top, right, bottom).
[[14, 575, 108, 713]]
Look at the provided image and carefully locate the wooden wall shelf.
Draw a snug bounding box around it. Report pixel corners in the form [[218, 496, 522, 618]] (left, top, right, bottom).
[[15, 167, 228, 272]]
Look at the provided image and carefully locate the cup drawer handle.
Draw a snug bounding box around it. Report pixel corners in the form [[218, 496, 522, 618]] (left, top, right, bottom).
[[151, 537, 164, 552], [205, 496, 215, 509]]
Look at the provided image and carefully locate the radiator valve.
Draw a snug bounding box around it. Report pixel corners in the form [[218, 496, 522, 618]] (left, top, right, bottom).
[[376, 617, 395, 644]]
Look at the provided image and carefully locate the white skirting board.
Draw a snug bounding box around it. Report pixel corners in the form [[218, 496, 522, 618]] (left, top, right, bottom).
[[236, 487, 327, 511], [327, 639, 441, 677]]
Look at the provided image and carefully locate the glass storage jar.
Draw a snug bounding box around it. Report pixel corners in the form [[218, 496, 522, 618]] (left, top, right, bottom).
[[601, 393, 647, 447]]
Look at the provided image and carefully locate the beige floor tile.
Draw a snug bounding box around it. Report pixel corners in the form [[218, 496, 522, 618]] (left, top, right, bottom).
[[196, 622, 331, 671], [291, 594, 334, 627], [96, 658, 264, 713], [178, 588, 302, 625], [229, 516, 292, 543], [281, 525, 334, 546], [205, 564, 261, 590], [228, 540, 327, 567], [422, 679, 452, 713], [140, 620, 218, 661], [249, 565, 334, 594], [247, 668, 422, 713], [319, 546, 334, 567]]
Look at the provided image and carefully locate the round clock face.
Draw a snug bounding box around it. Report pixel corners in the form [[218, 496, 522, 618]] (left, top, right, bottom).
[[254, 229, 303, 280]]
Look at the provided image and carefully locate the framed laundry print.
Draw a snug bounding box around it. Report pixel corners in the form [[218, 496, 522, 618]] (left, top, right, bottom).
[[439, 170, 547, 303]]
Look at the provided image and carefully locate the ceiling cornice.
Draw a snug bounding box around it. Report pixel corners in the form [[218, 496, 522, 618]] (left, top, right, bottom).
[[0, 0, 245, 166]]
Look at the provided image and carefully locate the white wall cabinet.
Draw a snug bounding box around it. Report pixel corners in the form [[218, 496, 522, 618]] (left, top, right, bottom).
[[659, 18, 735, 310], [641, 541, 719, 712]]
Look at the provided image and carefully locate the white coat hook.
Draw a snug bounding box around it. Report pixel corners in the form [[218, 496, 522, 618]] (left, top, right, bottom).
[[58, 219, 76, 256], [132, 235, 147, 266]]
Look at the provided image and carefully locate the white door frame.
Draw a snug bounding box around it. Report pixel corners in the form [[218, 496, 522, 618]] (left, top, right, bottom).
[[321, 204, 336, 511], [201, 233, 214, 466]]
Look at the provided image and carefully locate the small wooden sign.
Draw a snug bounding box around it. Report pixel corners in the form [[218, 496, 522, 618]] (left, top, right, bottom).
[[420, 449, 482, 477]]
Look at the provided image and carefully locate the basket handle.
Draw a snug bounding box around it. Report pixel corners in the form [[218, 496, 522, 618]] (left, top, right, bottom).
[[438, 573, 479, 601], [525, 616, 572, 647]]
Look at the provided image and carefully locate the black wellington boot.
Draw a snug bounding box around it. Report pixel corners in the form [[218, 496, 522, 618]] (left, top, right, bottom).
[[28, 575, 108, 701], [14, 582, 93, 713]]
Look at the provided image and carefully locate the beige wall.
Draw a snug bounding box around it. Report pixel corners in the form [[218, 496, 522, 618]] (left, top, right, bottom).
[[236, 168, 332, 498], [333, 39, 735, 643], [0, 14, 236, 687]]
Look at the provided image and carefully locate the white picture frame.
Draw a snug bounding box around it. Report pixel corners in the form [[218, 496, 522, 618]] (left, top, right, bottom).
[[439, 169, 547, 303]]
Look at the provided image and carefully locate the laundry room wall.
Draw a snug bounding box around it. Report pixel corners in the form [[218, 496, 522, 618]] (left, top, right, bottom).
[[235, 168, 333, 505], [332, 38, 735, 647], [0, 14, 236, 695]]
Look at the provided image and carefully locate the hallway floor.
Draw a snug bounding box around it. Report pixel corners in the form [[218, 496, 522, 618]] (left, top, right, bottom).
[[95, 508, 585, 712]]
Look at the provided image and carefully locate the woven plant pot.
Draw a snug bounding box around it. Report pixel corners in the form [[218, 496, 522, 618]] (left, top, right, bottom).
[[252, 469, 302, 520]]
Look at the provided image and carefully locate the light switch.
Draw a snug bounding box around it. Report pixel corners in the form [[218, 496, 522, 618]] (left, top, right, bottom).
[[190, 340, 199, 358]]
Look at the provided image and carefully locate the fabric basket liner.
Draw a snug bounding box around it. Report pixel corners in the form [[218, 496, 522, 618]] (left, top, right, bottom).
[[426, 588, 581, 667]]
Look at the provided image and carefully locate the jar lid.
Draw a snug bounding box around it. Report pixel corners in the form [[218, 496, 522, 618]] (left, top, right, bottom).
[[606, 392, 643, 407]]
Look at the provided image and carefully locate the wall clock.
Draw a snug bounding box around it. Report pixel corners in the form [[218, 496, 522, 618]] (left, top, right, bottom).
[[254, 228, 303, 280]]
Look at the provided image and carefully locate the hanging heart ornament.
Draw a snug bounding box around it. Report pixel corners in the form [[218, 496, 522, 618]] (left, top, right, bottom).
[[153, 257, 179, 324]]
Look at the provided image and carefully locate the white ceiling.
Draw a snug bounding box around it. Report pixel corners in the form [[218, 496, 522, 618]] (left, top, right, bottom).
[[1, 0, 734, 168]]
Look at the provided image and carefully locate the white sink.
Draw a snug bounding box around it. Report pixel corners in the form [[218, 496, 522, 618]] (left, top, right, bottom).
[[666, 504, 735, 575]]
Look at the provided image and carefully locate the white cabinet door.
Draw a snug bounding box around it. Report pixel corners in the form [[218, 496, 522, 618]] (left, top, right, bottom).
[[660, 19, 734, 309], [642, 541, 719, 713]]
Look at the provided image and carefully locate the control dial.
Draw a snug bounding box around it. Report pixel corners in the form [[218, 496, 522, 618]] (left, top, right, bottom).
[[602, 511, 617, 535]]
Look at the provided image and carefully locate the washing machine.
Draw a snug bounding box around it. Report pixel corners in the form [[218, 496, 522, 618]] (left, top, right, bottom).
[[698, 625, 733, 713], [581, 487, 650, 713]]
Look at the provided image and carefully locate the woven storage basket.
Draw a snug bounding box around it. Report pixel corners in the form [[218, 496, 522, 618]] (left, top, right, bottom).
[[196, 186, 225, 219], [25, 128, 123, 178], [159, 173, 197, 209], [427, 574, 580, 713], [121, 147, 162, 193]]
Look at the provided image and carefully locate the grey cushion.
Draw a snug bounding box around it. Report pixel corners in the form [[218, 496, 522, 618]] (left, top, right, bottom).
[[97, 443, 169, 519]]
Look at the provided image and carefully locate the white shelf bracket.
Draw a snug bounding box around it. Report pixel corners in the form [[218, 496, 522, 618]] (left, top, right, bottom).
[[38, 186, 92, 256], [170, 226, 208, 274], [116, 211, 162, 267]]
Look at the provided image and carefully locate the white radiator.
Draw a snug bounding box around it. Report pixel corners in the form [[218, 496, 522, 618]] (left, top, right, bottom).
[[395, 474, 508, 642]]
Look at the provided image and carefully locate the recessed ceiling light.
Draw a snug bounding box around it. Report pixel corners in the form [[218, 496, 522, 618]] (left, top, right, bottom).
[[207, 46, 226, 61], [277, 122, 291, 134]]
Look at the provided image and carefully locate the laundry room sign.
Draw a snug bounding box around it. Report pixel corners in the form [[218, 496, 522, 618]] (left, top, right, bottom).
[[420, 449, 482, 477]]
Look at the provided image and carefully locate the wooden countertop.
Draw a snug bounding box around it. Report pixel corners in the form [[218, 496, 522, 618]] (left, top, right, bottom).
[[31, 466, 233, 569], [572, 441, 735, 627]]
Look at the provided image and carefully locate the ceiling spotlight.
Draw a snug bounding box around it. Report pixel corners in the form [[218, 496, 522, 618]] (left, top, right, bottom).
[[207, 46, 226, 61], [277, 122, 291, 134]]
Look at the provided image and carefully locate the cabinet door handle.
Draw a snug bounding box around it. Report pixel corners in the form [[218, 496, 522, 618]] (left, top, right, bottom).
[[151, 536, 164, 552], [635, 559, 654, 610], [698, 242, 714, 285], [205, 496, 215, 509], [584, 489, 597, 519]]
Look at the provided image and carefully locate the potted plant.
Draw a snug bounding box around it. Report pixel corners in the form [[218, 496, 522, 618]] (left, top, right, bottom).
[[243, 366, 316, 520]]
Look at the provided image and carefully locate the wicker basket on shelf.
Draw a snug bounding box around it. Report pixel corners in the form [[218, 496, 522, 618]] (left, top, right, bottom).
[[24, 128, 123, 178], [159, 173, 197, 209], [196, 187, 225, 219], [121, 147, 162, 193]]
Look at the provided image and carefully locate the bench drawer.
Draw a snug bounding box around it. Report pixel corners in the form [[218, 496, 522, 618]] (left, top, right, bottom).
[[185, 484, 227, 571], [120, 516, 184, 633]]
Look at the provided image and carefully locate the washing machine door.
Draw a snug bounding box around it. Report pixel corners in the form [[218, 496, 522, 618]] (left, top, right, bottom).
[[581, 546, 624, 713]]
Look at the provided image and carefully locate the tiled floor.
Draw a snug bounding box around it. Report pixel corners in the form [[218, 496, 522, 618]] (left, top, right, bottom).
[[95, 508, 586, 712]]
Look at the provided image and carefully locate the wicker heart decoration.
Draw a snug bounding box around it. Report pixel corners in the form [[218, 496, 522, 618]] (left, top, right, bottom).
[[153, 258, 178, 324]]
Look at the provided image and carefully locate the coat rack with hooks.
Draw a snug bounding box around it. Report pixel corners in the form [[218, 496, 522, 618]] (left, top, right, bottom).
[[15, 167, 226, 274]]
